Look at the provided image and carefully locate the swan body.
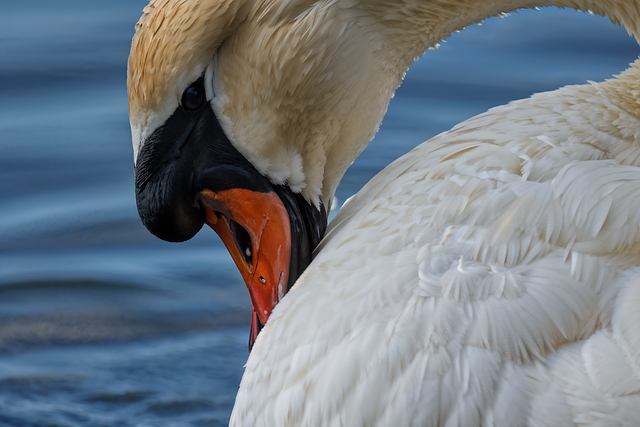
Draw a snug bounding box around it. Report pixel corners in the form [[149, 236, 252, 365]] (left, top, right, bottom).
[[234, 64, 640, 425], [126, 0, 640, 425]]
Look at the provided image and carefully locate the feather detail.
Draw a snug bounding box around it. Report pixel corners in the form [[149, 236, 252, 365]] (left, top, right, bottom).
[[232, 61, 640, 425]]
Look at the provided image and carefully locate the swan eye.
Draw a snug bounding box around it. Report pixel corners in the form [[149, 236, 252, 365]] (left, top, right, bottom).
[[182, 82, 205, 110]]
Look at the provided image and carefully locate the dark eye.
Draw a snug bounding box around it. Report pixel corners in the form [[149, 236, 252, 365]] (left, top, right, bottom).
[[182, 82, 205, 110]]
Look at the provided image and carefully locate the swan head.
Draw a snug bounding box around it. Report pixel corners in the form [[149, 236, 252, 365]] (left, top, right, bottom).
[[128, 0, 352, 348], [128, 0, 423, 347]]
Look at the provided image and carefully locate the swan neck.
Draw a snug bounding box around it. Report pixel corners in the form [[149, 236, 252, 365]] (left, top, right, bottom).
[[368, 0, 639, 73], [322, 0, 640, 205], [213, 0, 640, 210]]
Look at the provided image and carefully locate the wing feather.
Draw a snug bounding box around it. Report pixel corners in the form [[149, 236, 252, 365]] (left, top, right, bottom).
[[232, 66, 640, 426]]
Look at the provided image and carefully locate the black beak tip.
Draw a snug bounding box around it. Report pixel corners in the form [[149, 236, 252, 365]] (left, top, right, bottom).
[[136, 191, 205, 243]]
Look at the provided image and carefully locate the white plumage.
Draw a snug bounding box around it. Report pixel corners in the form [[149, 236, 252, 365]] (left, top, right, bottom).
[[231, 65, 640, 425], [127, 0, 640, 424]]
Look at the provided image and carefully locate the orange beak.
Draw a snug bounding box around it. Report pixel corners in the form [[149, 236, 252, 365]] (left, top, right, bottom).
[[199, 188, 291, 338]]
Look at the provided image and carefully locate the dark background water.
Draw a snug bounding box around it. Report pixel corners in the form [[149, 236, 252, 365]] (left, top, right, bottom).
[[1, 2, 638, 425]]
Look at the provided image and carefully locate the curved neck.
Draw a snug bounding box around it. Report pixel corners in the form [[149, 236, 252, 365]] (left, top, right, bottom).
[[328, 0, 639, 194], [216, 0, 640, 209], [360, 0, 639, 71]]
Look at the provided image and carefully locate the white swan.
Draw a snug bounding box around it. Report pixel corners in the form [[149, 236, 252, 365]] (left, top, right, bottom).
[[127, 0, 640, 425]]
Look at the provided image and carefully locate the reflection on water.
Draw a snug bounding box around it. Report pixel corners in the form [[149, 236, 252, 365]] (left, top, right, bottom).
[[0, 330, 245, 426], [0, 1, 638, 425]]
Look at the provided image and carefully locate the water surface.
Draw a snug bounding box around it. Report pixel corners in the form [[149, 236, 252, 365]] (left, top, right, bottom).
[[1, 2, 638, 425]]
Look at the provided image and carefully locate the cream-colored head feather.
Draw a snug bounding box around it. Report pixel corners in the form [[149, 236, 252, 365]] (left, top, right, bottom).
[[127, 0, 253, 159], [212, 0, 382, 206]]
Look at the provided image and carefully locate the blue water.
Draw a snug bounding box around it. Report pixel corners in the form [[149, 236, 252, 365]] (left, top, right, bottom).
[[0, 2, 638, 425]]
